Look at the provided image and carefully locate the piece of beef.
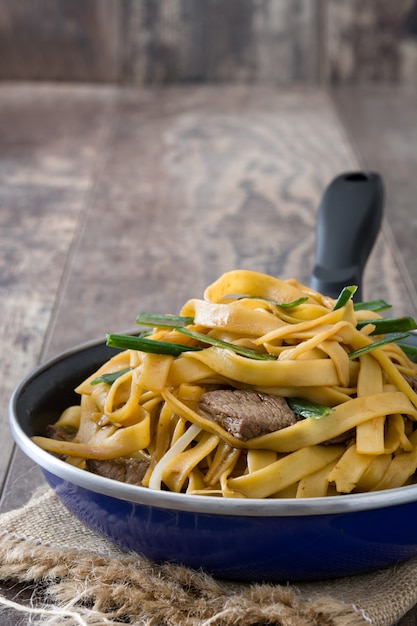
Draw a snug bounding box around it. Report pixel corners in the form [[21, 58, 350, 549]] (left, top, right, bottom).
[[86, 458, 149, 486], [45, 424, 77, 442], [198, 388, 298, 441], [323, 430, 355, 446], [404, 375, 417, 392]]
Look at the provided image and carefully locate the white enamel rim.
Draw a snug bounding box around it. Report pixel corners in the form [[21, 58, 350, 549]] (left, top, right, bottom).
[[8, 332, 417, 518]]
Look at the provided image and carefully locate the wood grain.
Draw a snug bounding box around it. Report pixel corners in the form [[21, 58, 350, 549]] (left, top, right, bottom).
[[326, 0, 417, 83], [122, 0, 322, 84], [1, 0, 416, 85], [0, 84, 116, 492], [0, 0, 122, 82]]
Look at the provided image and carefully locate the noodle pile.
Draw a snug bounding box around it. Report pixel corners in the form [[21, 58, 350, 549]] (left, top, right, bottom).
[[33, 270, 417, 498]]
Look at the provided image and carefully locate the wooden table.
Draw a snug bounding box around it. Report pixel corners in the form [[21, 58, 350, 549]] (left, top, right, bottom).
[[0, 82, 416, 624]]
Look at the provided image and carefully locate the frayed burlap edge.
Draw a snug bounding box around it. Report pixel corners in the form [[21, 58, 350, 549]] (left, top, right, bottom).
[[0, 489, 412, 626], [0, 532, 367, 626]]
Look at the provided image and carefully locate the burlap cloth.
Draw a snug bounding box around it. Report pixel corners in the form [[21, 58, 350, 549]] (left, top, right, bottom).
[[0, 489, 417, 625]]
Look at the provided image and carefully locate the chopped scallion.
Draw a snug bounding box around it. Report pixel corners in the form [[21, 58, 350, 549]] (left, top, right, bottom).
[[274, 297, 309, 309], [333, 286, 357, 311], [106, 333, 202, 356], [220, 293, 308, 308], [91, 368, 132, 386], [136, 313, 194, 328], [348, 333, 410, 360], [398, 342, 417, 363], [175, 327, 276, 360], [356, 316, 417, 335], [287, 397, 334, 419], [354, 299, 392, 312]]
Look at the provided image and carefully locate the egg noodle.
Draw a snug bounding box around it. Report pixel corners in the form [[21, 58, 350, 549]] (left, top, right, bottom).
[[33, 270, 417, 498]]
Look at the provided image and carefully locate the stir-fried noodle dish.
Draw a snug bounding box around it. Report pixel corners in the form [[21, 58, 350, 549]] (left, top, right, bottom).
[[34, 270, 417, 498]]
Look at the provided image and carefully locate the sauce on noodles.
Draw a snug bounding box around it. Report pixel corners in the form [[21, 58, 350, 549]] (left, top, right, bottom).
[[33, 270, 417, 498]]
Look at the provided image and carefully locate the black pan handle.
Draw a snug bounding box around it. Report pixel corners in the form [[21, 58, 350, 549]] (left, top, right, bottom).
[[309, 171, 384, 301]]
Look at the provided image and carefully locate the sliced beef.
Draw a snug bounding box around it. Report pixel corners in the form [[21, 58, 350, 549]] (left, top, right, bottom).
[[404, 375, 417, 392], [86, 458, 149, 486], [45, 424, 77, 442], [198, 388, 298, 441], [323, 430, 355, 446]]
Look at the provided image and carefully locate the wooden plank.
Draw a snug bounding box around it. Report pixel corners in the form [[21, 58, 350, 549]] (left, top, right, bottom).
[[120, 0, 323, 84], [0, 0, 122, 82], [0, 0, 323, 85], [0, 84, 116, 495], [1, 0, 416, 86], [326, 0, 417, 83]]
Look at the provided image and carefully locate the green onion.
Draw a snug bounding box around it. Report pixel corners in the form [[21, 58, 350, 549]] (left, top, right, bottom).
[[333, 286, 357, 311], [136, 313, 194, 328], [356, 316, 417, 335], [91, 368, 132, 386], [107, 329, 276, 360], [354, 299, 392, 312], [348, 333, 410, 360], [106, 333, 202, 356], [220, 294, 308, 308], [219, 293, 248, 302], [274, 297, 309, 309], [398, 342, 417, 363], [175, 327, 276, 360], [287, 397, 334, 420]]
